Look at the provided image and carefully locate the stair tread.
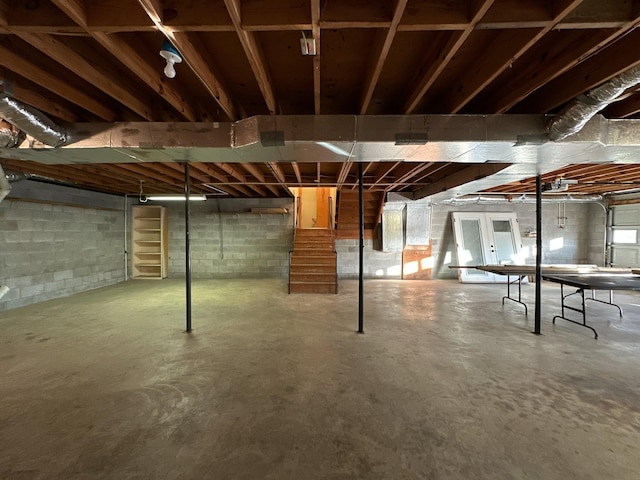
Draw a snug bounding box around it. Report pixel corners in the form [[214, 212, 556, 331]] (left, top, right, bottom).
[[290, 227, 337, 294], [290, 281, 337, 285]]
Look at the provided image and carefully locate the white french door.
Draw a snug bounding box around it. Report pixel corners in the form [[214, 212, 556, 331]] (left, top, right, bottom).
[[452, 212, 524, 283]]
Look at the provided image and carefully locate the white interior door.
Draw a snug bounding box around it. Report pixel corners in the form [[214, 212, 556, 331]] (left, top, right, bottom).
[[452, 212, 524, 283]]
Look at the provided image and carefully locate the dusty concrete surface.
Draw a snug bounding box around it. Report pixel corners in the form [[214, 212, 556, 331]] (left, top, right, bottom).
[[1, 279, 639, 479]]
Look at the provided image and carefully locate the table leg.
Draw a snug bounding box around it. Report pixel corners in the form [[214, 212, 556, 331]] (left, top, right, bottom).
[[502, 274, 528, 315], [587, 289, 623, 317], [552, 284, 598, 339]]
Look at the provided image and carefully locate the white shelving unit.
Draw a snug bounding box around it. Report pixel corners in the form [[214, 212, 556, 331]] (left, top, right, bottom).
[[131, 205, 168, 279]]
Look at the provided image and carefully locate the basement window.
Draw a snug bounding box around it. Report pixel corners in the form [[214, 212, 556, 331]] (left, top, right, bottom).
[[612, 229, 638, 244]]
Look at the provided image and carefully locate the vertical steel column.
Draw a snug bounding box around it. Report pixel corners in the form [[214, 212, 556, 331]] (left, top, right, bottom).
[[185, 162, 192, 333], [534, 174, 542, 335], [358, 163, 364, 334]]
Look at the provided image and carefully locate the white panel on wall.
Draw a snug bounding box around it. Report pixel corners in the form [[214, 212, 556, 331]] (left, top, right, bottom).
[[406, 204, 430, 246], [382, 207, 404, 252]]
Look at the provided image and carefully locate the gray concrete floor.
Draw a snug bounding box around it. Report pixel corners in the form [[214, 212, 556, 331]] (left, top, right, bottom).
[[1, 278, 639, 479]]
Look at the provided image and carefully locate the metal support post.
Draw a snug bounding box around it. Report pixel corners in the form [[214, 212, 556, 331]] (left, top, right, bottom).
[[358, 163, 364, 334], [534, 174, 542, 335], [185, 162, 192, 333]]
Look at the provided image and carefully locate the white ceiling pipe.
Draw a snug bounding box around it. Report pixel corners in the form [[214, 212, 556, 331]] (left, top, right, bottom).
[[548, 64, 640, 142], [440, 194, 603, 205]]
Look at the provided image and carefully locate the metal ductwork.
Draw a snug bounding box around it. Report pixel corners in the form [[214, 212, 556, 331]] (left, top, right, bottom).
[[0, 95, 68, 147], [0, 164, 10, 202], [548, 64, 640, 142]]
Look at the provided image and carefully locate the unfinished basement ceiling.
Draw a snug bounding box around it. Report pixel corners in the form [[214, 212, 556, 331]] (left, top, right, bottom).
[[2, 1, 640, 198]]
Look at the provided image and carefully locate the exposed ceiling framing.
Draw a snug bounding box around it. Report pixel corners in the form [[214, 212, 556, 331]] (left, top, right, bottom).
[[2, 1, 640, 199]]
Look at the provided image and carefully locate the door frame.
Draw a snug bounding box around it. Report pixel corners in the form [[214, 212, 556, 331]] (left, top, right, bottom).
[[452, 211, 524, 283]]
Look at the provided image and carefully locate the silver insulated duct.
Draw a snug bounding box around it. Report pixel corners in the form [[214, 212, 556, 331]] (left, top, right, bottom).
[[0, 95, 67, 147], [548, 64, 640, 141]]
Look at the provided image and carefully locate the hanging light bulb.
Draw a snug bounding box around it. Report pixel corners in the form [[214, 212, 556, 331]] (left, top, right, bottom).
[[159, 38, 182, 79]]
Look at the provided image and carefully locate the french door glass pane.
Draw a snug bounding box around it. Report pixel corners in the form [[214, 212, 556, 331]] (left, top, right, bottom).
[[492, 219, 517, 264], [460, 219, 486, 268]]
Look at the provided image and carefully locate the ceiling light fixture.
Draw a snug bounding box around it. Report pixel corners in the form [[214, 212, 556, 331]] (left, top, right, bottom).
[[147, 195, 207, 201], [203, 183, 230, 195], [159, 38, 182, 79], [542, 178, 578, 193]]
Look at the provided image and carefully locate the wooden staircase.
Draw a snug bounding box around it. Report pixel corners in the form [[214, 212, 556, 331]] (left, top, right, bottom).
[[289, 229, 338, 294], [335, 190, 383, 239]]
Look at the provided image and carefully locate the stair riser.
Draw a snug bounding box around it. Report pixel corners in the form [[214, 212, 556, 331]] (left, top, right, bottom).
[[289, 283, 337, 294], [294, 236, 333, 242], [295, 230, 334, 237], [290, 273, 337, 282], [294, 242, 334, 249], [291, 256, 335, 265], [290, 265, 336, 273], [292, 249, 335, 256], [290, 228, 337, 294]]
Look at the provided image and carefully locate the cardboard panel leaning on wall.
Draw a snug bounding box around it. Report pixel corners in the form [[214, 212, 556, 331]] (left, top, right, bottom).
[[164, 198, 294, 279], [0, 181, 127, 311]]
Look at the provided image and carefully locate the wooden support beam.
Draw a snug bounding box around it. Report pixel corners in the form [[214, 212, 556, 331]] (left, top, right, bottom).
[[216, 162, 268, 196], [113, 163, 187, 192], [239, 163, 280, 196], [137, 0, 237, 120], [403, 0, 496, 113], [158, 162, 227, 195], [350, 162, 374, 190], [359, 0, 408, 114], [604, 90, 640, 118], [0, 38, 116, 121], [336, 161, 352, 190], [267, 161, 290, 195], [291, 162, 302, 185], [223, 0, 277, 115], [0, 70, 79, 122], [487, 16, 640, 114], [311, 0, 321, 114], [384, 162, 435, 192], [514, 28, 640, 113], [436, 0, 585, 113], [189, 163, 253, 197], [15, 32, 154, 120], [413, 163, 510, 199], [368, 162, 401, 190], [53, 0, 200, 121]]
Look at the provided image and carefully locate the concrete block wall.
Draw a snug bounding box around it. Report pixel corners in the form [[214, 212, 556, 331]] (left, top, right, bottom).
[[430, 201, 605, 279], [1, 181, 126, 311], [336, 238, 403, 278], [162, 198, 294, 278]]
